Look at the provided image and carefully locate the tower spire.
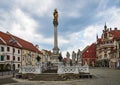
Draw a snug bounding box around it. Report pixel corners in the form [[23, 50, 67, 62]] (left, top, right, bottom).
[[104, 22, 107, 30]]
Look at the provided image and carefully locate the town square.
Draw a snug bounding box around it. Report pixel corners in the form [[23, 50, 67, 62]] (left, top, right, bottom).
[[0, 0, 120, 85]]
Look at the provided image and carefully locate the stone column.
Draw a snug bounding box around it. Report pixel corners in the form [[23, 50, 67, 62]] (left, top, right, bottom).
[[53, 9, 59, 55], [53, 25, 59, 54]]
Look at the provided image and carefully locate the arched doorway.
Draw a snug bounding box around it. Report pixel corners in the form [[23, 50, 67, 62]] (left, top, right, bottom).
[[5, 64, 11, 71]]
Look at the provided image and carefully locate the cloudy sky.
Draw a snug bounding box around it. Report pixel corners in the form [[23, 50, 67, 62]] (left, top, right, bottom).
[[0, 0, 120, 57]]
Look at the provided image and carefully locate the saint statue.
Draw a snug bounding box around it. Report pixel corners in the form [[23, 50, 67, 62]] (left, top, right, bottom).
[[66, 52, 70, 65], [66, 52, 70, 59], [53, 9, 58, 25], [72, 51, 76, 65], [77, 49, 82, 65], [26, 54, 32, 65]]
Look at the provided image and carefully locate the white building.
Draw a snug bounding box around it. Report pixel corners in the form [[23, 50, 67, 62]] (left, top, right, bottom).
[[96, 24, 120, 68], [0, 31, 41, 71]]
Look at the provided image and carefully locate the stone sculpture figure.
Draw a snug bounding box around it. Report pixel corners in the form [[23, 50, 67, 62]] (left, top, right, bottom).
[[77, 49, 82, 65], [72, 51, 76, 65], [66, 52, 70, 65], [26, 54, 32, 65]]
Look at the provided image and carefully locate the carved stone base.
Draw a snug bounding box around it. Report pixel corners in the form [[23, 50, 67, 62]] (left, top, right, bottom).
[[53, 47, 59, 55]]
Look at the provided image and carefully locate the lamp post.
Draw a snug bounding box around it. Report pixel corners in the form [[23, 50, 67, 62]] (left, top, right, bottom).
[[12, 47, 15, 77], [10, 47, 15, 77], [9, 39, 16, 77], [10, 60, 14, 77]]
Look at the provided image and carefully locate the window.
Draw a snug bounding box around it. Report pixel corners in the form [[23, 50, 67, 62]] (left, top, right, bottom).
[[1, 47, 4, 52], [7, 47, 9, 51], [7, 55, 10, 60], [0, 55, 4, 61], [119, 44, 120, 49], [18, 57, 20, 61], [13, 56, 15, 60], [18, 50, 20, 54], [18, 64, 20, 68], [119, 52, 120, 58], [1, 55, 4, 61], [13, 48, 15, 53]]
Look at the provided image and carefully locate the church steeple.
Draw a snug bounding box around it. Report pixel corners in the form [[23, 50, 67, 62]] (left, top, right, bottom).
[[104, 22, 107, 30]]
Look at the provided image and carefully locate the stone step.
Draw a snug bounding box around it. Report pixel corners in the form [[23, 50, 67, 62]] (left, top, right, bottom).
[[17, 73, 92, 81], [43, 69, 57, 73], [29, 73, 65, 81]]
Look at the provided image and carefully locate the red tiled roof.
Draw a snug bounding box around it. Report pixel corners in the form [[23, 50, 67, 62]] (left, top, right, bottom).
[[13, 35, 38, 52], [36, 49, 43, 54], [0, 38, 6, 45], [109, 30, 120, 39], [0, 31, 20, 48], [0, 31, 40, 53]]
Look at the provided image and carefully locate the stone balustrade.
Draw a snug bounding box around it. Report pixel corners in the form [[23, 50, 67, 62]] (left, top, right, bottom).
[[57, 62, 89, 74], [19, 65, 41, 74]]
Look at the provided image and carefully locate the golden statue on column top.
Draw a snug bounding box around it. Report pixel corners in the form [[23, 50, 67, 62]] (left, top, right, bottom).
[[53, 9, 58, 25]]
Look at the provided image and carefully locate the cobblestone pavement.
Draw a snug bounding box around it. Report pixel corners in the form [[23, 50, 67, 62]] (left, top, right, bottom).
[[1, 68, 120, 85], [0, 71, 16, 79]]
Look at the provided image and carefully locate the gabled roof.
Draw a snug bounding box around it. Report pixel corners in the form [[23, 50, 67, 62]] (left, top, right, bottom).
[[82, 45, 89, 53], [0, 31, 40, 53]]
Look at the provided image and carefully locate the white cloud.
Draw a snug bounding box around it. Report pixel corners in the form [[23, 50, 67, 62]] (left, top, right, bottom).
[[0, 0, 120, 59], [96, 7, 120, 29], [83, 25, 101, 39], [9, 8, 39, 43], [12, 8, 38, 31], [14, 0, 56, 17], [61, 24, 103, 58]]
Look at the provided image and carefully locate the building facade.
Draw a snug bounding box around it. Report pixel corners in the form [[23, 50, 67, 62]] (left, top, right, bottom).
[[96, 24, 120, 68], [0, 31, 41, 71], [82, 43, 96, 67]]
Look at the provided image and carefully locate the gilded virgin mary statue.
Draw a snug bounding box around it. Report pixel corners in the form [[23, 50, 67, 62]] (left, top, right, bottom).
[[53, 9, 58, 25]]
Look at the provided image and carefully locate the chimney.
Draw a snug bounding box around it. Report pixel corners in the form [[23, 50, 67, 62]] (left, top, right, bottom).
[[110, 28, 112, 31], [114, 27, 117, 30], [35, 44, 39, 49]]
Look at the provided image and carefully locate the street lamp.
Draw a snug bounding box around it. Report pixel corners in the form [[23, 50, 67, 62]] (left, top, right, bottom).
[[12, 48, 15, 77]]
